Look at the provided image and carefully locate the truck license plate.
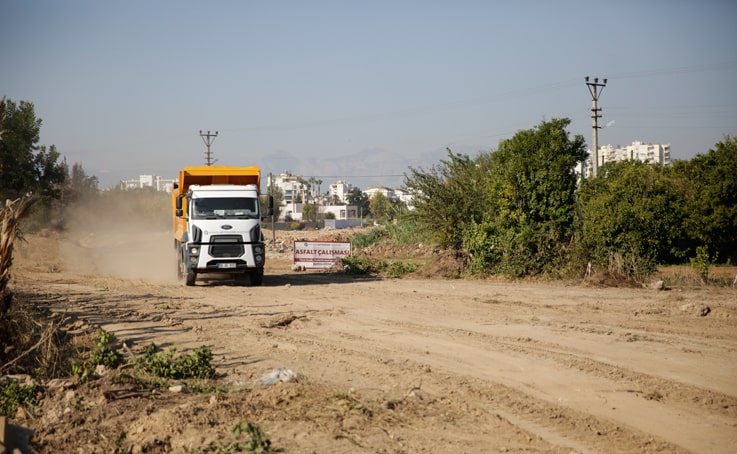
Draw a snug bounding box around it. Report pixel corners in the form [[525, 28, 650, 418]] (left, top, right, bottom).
[[218, 263, 236, 269]]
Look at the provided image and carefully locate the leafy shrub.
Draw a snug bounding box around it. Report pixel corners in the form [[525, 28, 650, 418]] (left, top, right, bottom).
[[136, 343, 216, 379], [606, 248, 657, 282], [0, 378, 37, 417], [690, 245, 717, 283], [385, 217, 432, 245], [73, 329, 123, 379], [348, 228, 387, 248], [386, 261, 418, 277], [340, 255, 384, 274], [461, 220, 499, 275]]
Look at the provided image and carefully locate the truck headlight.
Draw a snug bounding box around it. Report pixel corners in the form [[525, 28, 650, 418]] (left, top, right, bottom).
[[189, 247, 199, 255], [254, 245, 263, 254]]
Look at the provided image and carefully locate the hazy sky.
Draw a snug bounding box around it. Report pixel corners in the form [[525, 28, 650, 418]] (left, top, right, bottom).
[[3, 0, 736, 189]]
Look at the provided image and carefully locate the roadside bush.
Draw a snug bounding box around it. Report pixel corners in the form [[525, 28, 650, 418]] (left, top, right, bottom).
[[386, 261, 418, 277], [339, 255, 378, 274], [690, 245, 717, 284], [606, 248, 657, 282], [136, 343, 216, 379], [72, 329, 123, 379], [385, 216, 432, 245], [0, 378, 38, 417], [348, 227, 387, 248]]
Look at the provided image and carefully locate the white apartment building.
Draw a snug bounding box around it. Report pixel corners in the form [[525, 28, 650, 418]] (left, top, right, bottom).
[[119, 175, 175, 193], [580, 141, 671, 178], [267, 171, 307, 203], [363, 186, 395, 201], [600, 141, 670, 166], [328, 180, 353, 204], [393, 188, 414, 210]]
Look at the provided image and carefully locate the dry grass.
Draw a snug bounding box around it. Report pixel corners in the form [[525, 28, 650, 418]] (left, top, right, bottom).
[[1, 198, 34, 311], [0, 197, 88, 378], [657, 264, 737, 288]]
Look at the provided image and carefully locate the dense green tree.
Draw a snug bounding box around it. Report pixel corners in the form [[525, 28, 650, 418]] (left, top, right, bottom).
[[577, 160, 688, 276], [346, 187, 370, 218], [405, 119, 585, 277], [473, 118, 587, 276], [60, 160, 99, 203], [672, 136, 737, 263], [0, 98, 65, 201], [405, 149, 492, 248], [369, 192, 392, 223], [301, 203, 317, 222]]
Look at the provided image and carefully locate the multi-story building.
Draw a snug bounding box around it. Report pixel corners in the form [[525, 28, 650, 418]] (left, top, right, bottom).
[[267, 171, 307, 204], [363, 186, 395, 201], [600, 141, 670, 166], [580, 141, 671, 178], [119, 175, 175, 193], [328, 180, 353, 204]]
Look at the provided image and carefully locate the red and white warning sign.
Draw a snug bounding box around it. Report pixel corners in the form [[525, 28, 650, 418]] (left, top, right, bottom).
[[293, 241, 352, 269]]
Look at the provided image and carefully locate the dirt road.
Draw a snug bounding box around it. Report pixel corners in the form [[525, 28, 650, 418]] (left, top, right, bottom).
[[10, 229, 737, 453]]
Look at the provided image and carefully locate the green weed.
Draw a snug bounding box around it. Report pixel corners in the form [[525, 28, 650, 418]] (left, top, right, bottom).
[[196, 421, 272, 453], [73, 329, 123, 380], [386, 261, 418, 277], [0, 379, 37, 417], [136, 343, 216, 379]]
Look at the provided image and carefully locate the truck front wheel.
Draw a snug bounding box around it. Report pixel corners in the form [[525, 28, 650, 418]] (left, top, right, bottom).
[[185, 270, 197, 286], [249, 268, 264, 286]]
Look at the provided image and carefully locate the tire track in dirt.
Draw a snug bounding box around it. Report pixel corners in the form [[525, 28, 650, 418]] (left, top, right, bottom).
[[366, 315, 737, 453], [254, 313, 691, 453], [12, 240, 737, 453]]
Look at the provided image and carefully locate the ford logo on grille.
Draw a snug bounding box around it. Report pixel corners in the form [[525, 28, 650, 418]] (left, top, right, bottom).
[[221, 225, 233, 230]]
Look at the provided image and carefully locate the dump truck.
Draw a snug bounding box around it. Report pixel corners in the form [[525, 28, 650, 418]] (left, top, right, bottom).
[[172, 165, 273, 286]]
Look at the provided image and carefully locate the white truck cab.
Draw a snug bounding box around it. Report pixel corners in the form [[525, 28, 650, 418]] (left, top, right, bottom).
[[175, 184, 270, 286]]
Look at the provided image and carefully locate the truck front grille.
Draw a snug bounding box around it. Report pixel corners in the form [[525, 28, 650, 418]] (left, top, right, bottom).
[[209, 235, 244, 258]]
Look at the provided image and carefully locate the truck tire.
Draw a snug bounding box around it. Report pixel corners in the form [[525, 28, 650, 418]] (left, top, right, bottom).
[[249, 268, 264, 286], [177, 254, 184, 280], [185, 270, 197, 286]]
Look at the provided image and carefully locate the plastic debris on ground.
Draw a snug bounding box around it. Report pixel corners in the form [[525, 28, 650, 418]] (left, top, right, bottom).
[[255, 367, 299, 386]]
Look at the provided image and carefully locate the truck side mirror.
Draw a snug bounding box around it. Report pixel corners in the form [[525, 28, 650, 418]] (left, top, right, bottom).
[[175, 195, 184, 217]]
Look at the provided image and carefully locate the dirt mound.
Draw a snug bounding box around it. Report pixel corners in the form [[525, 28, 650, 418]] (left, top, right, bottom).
[[584, 271, 643, 288], [30, 371, 445, 453], [409, 248, 469, 279]]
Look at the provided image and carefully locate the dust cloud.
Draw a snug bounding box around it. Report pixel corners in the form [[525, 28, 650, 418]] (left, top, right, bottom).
[[57, 191, 178, 283]]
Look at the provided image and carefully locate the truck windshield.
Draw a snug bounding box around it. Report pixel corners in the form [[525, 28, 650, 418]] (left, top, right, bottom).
[[192, 197, 259, 219]]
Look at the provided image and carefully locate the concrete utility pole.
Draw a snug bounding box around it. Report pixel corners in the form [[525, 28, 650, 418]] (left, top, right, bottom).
[[585, 77, 607, 178], [199, 130, 218, 166]]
